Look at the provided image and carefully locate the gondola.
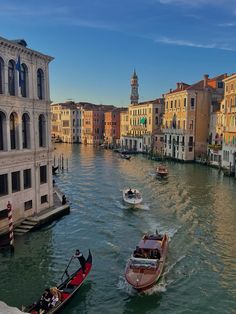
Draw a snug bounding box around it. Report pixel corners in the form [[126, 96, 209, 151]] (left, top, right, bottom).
[[23, 250, 92, 314], [52, 166, 59, 175]]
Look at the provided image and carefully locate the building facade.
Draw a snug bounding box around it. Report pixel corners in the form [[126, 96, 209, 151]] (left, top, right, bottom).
[[221, 74, 236, 172], [0, 36, 54, 233], [81, 109, 104, 145], [51, 102, 82, 143], [104, 108, 122, 146], [162, 75, 225, 161], [121, 99, 163, 152]]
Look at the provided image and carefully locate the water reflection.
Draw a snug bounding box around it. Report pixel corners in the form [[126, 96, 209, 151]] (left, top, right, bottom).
[[0, 144, 235, 314]]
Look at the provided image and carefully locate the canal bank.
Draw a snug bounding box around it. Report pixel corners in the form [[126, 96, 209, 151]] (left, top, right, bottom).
[[0, 186, 70, 247]]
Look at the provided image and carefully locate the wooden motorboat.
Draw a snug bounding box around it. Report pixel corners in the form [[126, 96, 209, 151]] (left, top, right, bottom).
[[120, 154, 131, 160], [156, 165, 168, 178], [123, 188, 142, 205], [125, 233, 168, 291], [23, 250, 92, 314]]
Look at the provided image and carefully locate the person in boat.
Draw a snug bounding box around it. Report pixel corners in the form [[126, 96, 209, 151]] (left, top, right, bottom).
[[35, 288, 53, 314], [74, 249, 86, 276], [127, 188, 133, 197], [133, 246, 143, 258], [50, 287, 61, 307]]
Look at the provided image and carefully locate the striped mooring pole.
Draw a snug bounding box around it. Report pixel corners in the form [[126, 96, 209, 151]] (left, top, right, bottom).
[[7, 201, 14, 251]]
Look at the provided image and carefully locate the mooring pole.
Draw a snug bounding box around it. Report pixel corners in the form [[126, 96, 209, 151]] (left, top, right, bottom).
[[7, 201, 14, 252]]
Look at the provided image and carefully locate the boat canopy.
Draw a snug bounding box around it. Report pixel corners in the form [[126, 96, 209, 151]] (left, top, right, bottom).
[[138, 239, 161, 250]]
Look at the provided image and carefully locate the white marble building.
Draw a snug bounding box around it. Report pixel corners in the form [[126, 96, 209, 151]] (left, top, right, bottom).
[[0, 36, 54, 234]]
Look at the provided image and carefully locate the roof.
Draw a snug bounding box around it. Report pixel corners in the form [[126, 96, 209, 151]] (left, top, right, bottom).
[[138, 239, 161, 250]]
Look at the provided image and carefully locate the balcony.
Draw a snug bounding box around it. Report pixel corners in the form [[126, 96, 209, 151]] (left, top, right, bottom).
[[161, 128, 193, 135], [225, 126, 236, 132], [208, 144, 222, 150]]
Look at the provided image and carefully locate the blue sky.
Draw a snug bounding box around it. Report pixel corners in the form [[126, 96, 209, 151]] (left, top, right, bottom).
[[1, 0, 236, 106]]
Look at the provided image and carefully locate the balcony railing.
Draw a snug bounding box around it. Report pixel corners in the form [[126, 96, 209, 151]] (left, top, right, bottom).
[[208, 144, 222, 150]]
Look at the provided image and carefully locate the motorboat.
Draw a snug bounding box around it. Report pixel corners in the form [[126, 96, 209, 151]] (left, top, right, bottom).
[[120, 154, 131, 160], [156, 165, 168, 178], [123, 188, 142, 205], [125, 232, 168, 291]]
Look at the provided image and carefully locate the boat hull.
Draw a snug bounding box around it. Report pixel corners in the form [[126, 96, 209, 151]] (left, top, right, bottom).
[[123, 189, 143, 205], [125, 234, 168, 291]]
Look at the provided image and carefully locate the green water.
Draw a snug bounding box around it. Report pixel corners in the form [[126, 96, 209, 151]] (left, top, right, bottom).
[[0, 144, 236, 314]]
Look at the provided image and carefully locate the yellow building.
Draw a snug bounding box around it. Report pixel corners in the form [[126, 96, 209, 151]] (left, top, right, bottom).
[[120, 109, 129, 137], [221, 74, 236, 171], [121, 99, 163, 152], [163, 74, 225, 161]]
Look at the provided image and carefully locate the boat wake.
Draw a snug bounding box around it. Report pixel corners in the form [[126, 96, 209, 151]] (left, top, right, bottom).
[[136, 203, 150, 211], [117, 276, 136, 295]]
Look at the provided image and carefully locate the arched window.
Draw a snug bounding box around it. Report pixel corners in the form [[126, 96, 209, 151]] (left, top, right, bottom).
[[10, 112, 19, 149], [8, 60, 16, 96], [21, 64, 28, 97], [39, 114, 46, 147], [37, 69, 44, 99], [0, 111, 7, 150], [22, 113, 30, 149], [0, 57, 4, 94]]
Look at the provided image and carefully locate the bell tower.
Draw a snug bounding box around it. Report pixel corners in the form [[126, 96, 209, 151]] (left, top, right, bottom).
[[130, 70, 139, 104]]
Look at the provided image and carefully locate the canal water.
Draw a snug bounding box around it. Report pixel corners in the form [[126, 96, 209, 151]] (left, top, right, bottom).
[[0, 144, 236, 314]]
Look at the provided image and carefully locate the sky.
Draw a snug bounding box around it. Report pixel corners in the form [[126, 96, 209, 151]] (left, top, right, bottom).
[[1, 0, 236, 106]]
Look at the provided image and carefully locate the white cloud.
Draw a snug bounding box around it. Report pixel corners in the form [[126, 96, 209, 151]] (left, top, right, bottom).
[[154, 36, 236, 51], [158, 0, 233, 7]]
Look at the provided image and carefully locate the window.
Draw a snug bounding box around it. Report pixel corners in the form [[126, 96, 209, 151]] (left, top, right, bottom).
[[10, 112, 18, 149], [190, 98, 195, 109], [24, 169, 31, 189], [24, 200, 32, 210], [39, 114, 46, 147], [0, 111, 6, 150], [22, 113, 30, 149], [0, 174, 8, 196], [0, 208, 8, 220], [37, 69, 44, 99], [20, 64, 28, 97], [184, 98, 187, 108], [12, 171, 20, 193], [8, 60, 15, 96], [218, 82, 223, 88], [41, 195, 48, 204], [40, 165, 47, 184], [0, 57, 4, 94]]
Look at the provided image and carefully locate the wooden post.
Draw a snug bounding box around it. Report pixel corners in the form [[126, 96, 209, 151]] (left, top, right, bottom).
[[7, 201, 14, 251], [67, 158, 68, 171], [62, 154, 64, 170]]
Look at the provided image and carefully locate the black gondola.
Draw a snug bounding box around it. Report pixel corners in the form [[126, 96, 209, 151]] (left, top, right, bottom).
[[23, 250, 92, 314], [52, 166, 59, 175]]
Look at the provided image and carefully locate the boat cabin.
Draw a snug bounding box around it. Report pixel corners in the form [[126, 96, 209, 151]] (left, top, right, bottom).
[[133, 236, 162, 260]]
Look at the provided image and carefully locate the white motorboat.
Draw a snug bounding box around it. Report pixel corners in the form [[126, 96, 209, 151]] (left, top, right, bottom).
[[123, 188, 143, 205]]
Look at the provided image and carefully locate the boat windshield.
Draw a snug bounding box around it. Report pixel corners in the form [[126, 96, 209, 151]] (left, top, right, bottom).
[[130, 258, 158, 269]]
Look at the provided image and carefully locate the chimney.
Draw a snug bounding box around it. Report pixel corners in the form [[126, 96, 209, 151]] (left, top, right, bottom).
[[176, 82, 180, 89], [204, 74, 209, 88], [170, 88, 172, 93]]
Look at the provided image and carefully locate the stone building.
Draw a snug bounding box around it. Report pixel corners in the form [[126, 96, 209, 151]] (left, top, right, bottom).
[[162, 74, 225, 161], [0, 36, 54, 234], [51, 101, 82, 143], [221, 74, 236, 172]]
